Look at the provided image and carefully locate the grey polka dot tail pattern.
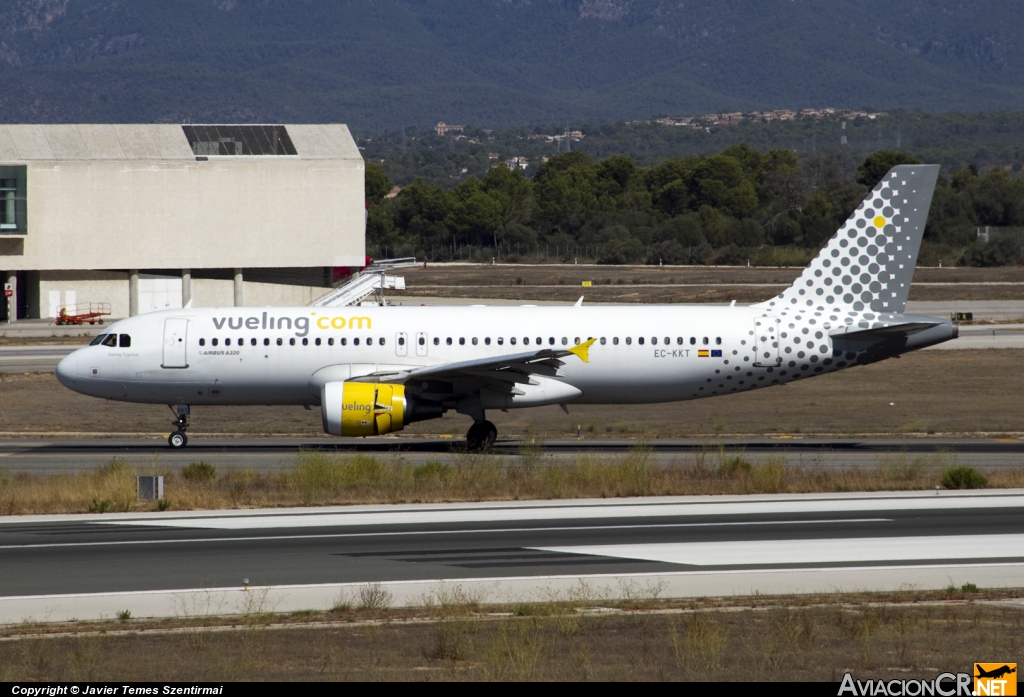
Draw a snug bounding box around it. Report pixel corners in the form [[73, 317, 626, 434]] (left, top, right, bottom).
[[757, 164, 940, 316]]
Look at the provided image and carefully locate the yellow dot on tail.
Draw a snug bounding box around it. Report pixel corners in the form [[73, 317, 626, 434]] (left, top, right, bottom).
[[874, 216, 886, 228]]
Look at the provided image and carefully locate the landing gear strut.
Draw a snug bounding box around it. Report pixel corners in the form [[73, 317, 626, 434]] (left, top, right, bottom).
[[168, 404, 190, 449], [466, 420, 497, 451]]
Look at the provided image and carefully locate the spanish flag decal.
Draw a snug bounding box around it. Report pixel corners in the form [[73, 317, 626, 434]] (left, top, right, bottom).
[[698, 350, 710, 357]]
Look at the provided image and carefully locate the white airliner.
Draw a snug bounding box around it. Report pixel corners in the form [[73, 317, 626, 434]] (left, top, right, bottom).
[[56, 165, 956, 449]]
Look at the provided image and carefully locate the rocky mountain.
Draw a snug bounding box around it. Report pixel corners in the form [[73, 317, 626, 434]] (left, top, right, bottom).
[[0, 0, 1020, 130]]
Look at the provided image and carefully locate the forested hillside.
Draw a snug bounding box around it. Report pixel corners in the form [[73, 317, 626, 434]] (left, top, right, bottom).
[[0, 0, 1022, 129], [365, 147, 1024, 268]]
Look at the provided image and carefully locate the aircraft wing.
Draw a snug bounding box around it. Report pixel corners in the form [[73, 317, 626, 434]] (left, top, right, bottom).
[[348, 339, 595, 387]]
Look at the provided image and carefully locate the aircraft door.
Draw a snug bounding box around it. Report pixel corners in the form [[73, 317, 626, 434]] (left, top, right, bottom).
[[415, 332, 428, 357], [753, 317, 781, 367], [395, 332, 408, 357], [162, 318, 189, 369]]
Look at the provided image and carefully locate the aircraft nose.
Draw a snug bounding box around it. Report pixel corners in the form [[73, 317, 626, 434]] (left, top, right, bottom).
[[55, 351, 79, 388]]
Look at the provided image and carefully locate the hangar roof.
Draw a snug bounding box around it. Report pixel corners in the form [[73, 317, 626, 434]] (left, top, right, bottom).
[[0, 124, 359, 161]]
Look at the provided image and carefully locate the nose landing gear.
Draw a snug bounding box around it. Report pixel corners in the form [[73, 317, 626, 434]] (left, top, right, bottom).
[[466, 420, 497, 451], [168, 404, 190, 449]]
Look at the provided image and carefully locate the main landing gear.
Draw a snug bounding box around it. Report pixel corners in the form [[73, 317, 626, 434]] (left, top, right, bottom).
[[466, 420, 497, 451], [168, 404, 190, 449]]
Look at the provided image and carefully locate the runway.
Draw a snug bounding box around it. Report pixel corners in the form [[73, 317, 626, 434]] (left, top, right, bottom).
[[1, 491, 1021, 622], [3, 435, 1024, 472]]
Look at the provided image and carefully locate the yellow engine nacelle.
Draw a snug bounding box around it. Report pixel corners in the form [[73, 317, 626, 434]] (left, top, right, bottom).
[[321, 382, 406, 437]]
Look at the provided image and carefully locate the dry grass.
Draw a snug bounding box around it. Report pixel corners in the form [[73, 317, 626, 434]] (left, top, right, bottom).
[[2, 446, 1022, 515], [2, 591, 1021, 681]]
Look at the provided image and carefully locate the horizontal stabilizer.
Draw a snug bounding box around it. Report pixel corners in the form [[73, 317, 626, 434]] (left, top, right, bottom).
[[830, 321, 941, 342]]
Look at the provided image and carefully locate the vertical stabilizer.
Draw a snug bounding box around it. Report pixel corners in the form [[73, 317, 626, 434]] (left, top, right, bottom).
[[757, 164, 939, 315]]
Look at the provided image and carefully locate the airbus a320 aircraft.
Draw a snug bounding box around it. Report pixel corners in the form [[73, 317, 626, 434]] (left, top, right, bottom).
[[56, 165, 956, 449]]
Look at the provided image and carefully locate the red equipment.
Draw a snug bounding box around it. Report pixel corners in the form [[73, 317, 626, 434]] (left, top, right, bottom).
[[55, 303, 112, 326]]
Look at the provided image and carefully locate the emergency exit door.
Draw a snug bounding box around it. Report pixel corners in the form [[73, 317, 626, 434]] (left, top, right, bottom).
[[162, 318, 189, 368]]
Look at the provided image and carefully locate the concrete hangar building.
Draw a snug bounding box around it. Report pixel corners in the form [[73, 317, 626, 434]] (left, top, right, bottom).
[[0, 124, 365, 321]]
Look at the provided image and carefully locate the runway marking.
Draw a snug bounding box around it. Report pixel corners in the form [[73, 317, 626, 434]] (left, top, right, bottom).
[[99, 495, 1024, 530], [0, 518, 890, 550], [534, 533, 1024, 567]]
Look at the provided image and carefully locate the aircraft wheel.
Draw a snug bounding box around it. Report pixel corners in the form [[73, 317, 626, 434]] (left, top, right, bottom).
[[466, 420, 497, 451], [168, 431, 188, 449]]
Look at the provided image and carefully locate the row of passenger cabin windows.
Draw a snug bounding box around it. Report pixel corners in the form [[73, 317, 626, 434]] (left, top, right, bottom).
[[194, 335, 723, 348], [199, 337, 384, 347], [90, 333, 131, 348], [424, 336, 722, 346]]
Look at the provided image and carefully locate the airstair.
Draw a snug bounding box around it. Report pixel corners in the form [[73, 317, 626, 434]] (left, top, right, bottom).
[[309, 258, 421, 307]]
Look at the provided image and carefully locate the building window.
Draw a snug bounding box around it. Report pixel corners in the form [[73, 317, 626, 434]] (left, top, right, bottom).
[[0, 166, 27, 234], [182, 125, 297, 157]]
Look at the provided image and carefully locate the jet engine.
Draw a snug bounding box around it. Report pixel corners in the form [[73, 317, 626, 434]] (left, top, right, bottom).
[[321, 381, 442, 436]]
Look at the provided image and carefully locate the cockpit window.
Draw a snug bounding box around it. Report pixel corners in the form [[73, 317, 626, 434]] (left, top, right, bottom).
[[119, 334, 131, 348], [90, 334, 107, 346], [101, 334, 118, 347]]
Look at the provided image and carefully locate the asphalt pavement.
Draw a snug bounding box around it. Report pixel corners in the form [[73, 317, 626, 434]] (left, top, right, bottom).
[[1, 491, 1021, 622], [2, 436, 1024, 473]]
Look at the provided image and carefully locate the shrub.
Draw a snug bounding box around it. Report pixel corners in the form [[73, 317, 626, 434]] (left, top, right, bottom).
[[940, 466, 988, 489], [181, 461, 217, 482]]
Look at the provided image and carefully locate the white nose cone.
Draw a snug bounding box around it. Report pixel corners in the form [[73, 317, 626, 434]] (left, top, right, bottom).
[[55, 351, 79, 389]]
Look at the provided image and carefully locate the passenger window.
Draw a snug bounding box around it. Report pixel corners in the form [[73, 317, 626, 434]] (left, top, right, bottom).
[[651, 337, 657, 345], [510, 337, 517, 345], [276, 338, 283, 346], [302, 338, 308, 346], [676, 337, 682, 345], [536, 337, 542, 345], [289, 338, 296, 346], [90, 334, 107, 346], [638, 337, 644, 345], [689, 337, 696, 345], [574, 337, 580, 345], [251, 338, 257, 346], [264, 338, 270, 346], [459, 338, 465, 345], [703, 337, 709, 345], [484, 337, 490, 345], [665, 337, 671, 345], [523, 337, 529, 345], [716, 337, 722, 345], [419, 337, 425, 346], [446, 337, 452, 345], [367, 338, 373, 346], [238, 338, 242, 346], [340, 338, 347, 346], [626, 337, 632, 345], [212, 338, 219, 347], [379, 338, 385, 346], [328, 338, 334, 346], [353, 338, 360, 346], [119, 334, 131, 347], [612, 337, 619, 345], [546, 337, 553, 345], [199, 338, 206, 347], [433, 337, 439, 345], [472, 338, 478, 345], [600, 337, 606, 345], [225, 338, 232, 347], [399, 337, 405, 346], [102, 334, 118, 347], [497, 337, 504, 345], [561, 337, 567, 345]]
